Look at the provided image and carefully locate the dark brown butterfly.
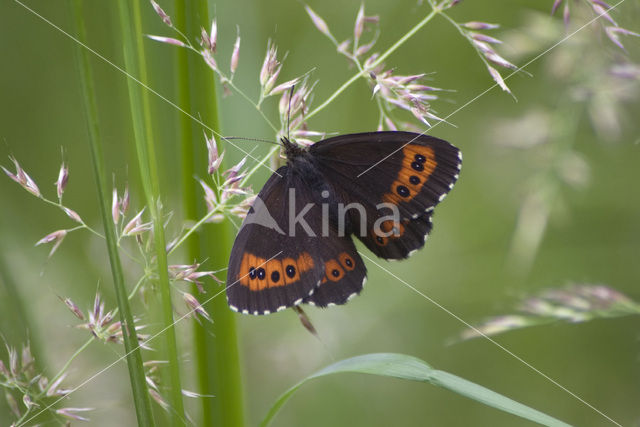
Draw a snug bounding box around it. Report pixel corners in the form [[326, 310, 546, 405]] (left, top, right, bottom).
[[226, 131, 461, 315]]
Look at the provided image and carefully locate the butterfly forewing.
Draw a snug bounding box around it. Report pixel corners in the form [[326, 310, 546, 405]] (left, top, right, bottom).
[[311, 131, 461, 259], [226, 167, 366, 314], [226, 168, 319, 314]]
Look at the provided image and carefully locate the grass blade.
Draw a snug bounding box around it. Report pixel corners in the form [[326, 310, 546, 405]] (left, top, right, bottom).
[[115, 0, 185, 423], [71, 1, 154, 425], [261, 353, 573, 427]]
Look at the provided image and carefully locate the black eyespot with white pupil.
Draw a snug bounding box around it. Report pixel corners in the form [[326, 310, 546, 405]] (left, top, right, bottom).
[[271, 271, 280, 283], [331, 269, 340, 277], [409, 175, 420, 185], [411, 161, 424, 172], [376, 236, 384, 243], [286, 265, 296, 278], [256, 268, 266, 280], [415, 154, 426, 163], [397, 185, 410, 197], [249, 267, 257, 279], [345, 258, 353, 267]]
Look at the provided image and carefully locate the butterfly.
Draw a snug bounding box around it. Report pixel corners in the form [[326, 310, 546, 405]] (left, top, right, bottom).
[[226, 131, 461, 315]]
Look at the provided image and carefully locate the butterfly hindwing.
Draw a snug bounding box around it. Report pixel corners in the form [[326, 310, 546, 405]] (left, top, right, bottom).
[[311, 131, 461, 260], [360, 212, 434, 259], [303, 237, 367, 308]]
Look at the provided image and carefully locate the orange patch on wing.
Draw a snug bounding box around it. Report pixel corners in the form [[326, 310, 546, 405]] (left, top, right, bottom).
[[238, 252, 314, 290], [265, 259, 284, 288], [373, 233, 389, 246], [382, 145, 437, 204], [338, 252, 356, 271], [371, 220, 405, 247], [297, 252, 314, 272], [324, 259, 345, 282], [380, 220, 403, 236], [249, 254, 262, 291], [318, 253, 357, 284], [281, 257, 299, 285], [239, 253, 250, 286]]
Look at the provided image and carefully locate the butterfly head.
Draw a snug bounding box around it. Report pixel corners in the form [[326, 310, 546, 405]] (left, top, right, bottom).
[[281, 136, 307, 160]]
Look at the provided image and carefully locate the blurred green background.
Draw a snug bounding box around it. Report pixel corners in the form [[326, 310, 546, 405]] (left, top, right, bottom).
[[1, 0, 639, 425]]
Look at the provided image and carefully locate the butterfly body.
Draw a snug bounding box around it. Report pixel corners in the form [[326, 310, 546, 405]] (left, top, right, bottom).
[[226, 131, 461, 315]]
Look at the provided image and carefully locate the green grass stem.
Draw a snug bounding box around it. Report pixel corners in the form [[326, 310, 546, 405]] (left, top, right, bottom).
[[71, 1, 154, 425], [173, 1, 245, 425], [116, 0, 185, 423]]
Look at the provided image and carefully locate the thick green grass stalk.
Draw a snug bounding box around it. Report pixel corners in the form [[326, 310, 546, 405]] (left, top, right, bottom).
[[116, 0, 185, 423], [173, 1, 245, 425], [71, 1, 154, 425]]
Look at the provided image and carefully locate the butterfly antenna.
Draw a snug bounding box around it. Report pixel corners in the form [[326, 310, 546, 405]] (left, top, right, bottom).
[[222, 136, 279, 146]]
